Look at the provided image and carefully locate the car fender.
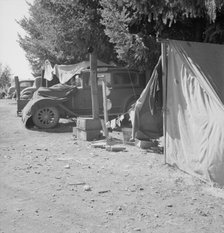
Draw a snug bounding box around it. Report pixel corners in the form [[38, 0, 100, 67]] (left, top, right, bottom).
[[22, 97, 65, 128], [21, 87, 37, 97]]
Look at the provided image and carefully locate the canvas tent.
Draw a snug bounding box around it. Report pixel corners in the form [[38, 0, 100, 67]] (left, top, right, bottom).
[[163, 40, 224, 186], [133, 39, 224, 186]]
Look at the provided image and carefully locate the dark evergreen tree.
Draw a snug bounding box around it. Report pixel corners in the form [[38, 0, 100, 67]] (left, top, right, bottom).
[[0, 64, 11, 92], [18, 0, 224, 75], [100, 0, 224, 71], [18, 0, 118, 75]]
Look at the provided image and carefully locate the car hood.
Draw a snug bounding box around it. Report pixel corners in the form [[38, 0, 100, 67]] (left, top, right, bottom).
[[35, 83, 77, 98]]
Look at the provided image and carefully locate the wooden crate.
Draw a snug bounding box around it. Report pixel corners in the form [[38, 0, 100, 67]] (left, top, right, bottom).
[[74, 127, 101, 141], [76, 117, 102, 131]]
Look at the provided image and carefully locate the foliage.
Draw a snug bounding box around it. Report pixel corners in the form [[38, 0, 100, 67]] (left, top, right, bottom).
[[0, 63, 11, 92], [100, 0, 224, 70], [204, 5, 224, 42], [100, 1, 160, 71], [18, 0, 224, 75], [18, 0, 118, 76]]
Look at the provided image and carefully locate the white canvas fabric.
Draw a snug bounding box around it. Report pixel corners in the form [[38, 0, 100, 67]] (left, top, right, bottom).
[[54, 60, 111, 84], [165, 40, 224, 185], [54, 61, 88, 84], [43, 60, 54, 81]]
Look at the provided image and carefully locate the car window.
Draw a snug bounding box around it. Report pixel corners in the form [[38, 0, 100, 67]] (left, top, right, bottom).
[[80, 72, 111, 87], [80, 70, 140, 88], [112, 72, 139, 86], [65, 75, 82, 87], [97, 73, 111, 86], [20, 81, 33, 87], [75, 76, 83, 88]]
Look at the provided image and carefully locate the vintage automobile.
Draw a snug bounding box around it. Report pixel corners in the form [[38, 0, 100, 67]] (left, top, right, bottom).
[[20, 77, 42, 99], [7, 79, 34, 99], [22, 67, 145, 129], [16, 77, 43, 115], [7, 86, 16, 98], [19, 79, 34, 91], [14, 77, 39, 115]]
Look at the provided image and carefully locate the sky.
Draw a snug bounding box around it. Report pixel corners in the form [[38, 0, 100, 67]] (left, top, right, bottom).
[[0, 0, 34, 81]]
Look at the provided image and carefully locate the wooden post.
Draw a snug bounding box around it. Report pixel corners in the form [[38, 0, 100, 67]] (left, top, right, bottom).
[[14, 76, 20, 100], [161, 42, 168, 164], [102, 80, 108, 138], [41, 69, 44, 87], [89, 48, 99, 119], [14, 76, 20, 116]]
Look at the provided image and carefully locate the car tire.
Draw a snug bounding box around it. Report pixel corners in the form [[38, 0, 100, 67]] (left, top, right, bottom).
[[33, 106, 59, 129]]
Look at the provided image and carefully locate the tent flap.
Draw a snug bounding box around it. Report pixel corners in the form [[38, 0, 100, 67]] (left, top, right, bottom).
[[132, 57, 163, 140]]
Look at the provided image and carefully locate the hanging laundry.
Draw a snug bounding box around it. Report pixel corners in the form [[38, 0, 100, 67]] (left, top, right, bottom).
[[53, 60, 111, 84], [44, 60, 54, 81], [110, 119, 117, 129], [129, 108, 135, 128], [54, 63, 86, 84]]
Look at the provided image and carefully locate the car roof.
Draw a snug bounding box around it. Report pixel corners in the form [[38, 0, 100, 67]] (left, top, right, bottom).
[[81, 66, 139, 73], [19, 80, 34, 82]]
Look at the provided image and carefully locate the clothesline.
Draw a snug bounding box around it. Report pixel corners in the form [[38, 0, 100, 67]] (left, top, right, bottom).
[[105, 107, 135, 130]]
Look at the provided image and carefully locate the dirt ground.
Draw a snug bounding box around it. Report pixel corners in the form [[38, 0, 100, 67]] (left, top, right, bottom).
[[1, 99, 224, 233]]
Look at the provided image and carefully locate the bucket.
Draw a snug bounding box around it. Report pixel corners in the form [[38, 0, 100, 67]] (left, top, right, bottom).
[[122, 127, 132, 144]]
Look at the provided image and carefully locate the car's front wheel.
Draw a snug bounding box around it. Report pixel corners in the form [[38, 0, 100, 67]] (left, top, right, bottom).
[[33, 106, 59, 129]]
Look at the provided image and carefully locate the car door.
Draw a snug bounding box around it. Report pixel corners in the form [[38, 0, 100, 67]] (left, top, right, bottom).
[[71, 73, 105, 116], [109, 71, 140, 114]]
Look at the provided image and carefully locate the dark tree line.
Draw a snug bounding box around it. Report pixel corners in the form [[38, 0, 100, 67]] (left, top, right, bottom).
[[0, 63, 11, 91]]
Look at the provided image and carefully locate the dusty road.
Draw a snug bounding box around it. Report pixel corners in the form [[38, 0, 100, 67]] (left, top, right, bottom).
[[1, 99, 224, 233]]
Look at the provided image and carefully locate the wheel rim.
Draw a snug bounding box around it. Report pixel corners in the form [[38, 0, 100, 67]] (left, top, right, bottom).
[[33, 106, 59, 129]]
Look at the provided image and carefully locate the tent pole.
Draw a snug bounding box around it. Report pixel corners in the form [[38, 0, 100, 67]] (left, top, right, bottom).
[[161, 42, 168, 164]]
